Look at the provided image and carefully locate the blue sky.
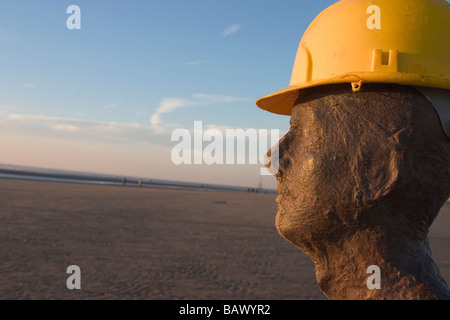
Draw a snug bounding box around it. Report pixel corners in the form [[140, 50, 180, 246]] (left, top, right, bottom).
[[0, 0, 337, 189]]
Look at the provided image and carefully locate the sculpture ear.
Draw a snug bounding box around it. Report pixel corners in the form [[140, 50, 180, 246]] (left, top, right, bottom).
[[360, 132, 404, 204], [369, 149, 400, 202]]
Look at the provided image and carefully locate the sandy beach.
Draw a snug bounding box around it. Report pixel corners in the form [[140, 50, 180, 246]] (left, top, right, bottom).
[[0, 178, 449, 300]]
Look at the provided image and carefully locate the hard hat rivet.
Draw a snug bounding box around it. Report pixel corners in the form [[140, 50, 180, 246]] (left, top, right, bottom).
[[351, 82, 363, 92]]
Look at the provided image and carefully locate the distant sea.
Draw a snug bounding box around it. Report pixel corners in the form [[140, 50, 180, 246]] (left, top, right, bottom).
[[0, 164, 275, 194]]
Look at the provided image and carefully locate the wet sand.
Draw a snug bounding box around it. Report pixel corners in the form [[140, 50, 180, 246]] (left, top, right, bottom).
[[0, 178, 449, 300]]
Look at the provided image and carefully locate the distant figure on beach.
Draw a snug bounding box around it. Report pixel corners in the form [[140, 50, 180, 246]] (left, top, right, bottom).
[[257, 0, 450, 300], [122, 177, 127, 186]]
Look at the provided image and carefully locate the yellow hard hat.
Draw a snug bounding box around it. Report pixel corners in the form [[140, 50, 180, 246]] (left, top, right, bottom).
[[256, 0, 450, 115]]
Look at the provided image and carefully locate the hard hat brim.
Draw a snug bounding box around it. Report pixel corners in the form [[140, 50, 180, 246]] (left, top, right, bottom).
[[256, 72, 450, 115], [256, 75, 362, 115]]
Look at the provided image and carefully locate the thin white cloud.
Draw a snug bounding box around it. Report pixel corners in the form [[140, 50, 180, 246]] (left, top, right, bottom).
[[50, 124, 79, 131], [222, 24, 241, 37], [4, 112, 171, 149], [181, 60, 209, 67], [150, 98, 196, 132], [8, 113, 141, 136], [150, 94, 252, 133], [101, 100, 124, 110], [21, 83, 37, 87], [10, 113, 96, 124]]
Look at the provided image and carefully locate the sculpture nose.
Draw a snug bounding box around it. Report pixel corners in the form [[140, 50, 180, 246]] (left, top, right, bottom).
[[264, 142, 280, 176], [266, 131, 294, 180], [265, 129, 295, 177]]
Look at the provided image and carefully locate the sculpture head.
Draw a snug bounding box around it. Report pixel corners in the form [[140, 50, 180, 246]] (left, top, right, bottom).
[[267, 83, 450, 299], [274, 83, 449, 254]]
